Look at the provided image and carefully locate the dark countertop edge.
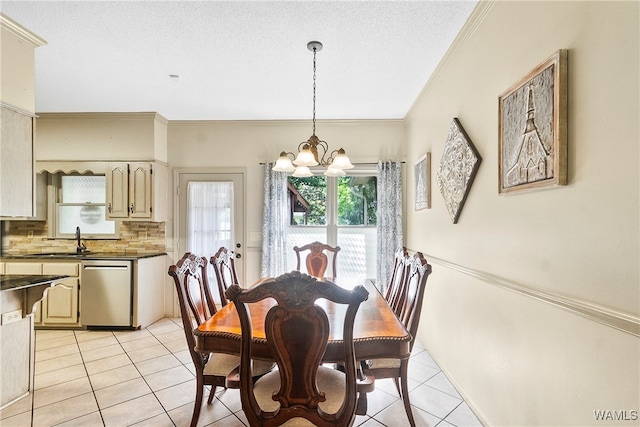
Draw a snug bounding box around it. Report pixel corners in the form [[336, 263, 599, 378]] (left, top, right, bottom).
[[1, 275, 69, 292], [1, 252, 167, 261]]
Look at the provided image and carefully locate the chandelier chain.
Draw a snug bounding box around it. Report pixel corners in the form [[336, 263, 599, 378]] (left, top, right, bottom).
[[312, 45, 317, 136], [271, 40, 352, 176]]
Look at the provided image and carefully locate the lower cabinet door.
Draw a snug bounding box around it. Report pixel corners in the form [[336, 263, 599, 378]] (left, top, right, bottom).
[[41, 278, 79, 325]]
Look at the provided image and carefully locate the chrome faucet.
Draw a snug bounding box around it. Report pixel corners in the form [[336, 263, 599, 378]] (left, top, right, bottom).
[[76, 226, 86, 253]]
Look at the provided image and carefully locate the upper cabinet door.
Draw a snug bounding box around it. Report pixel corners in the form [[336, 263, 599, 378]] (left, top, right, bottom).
[[106, 162, 129, 219], [0, 106, 35, 217], [105, 161, 165, 221], [129, 162, 152, 218]]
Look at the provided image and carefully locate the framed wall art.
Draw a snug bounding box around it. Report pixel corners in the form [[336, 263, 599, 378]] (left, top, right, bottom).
[[437, 118, 481, 224], [498, 49, 567, 194], [414, 153, 431, 210]]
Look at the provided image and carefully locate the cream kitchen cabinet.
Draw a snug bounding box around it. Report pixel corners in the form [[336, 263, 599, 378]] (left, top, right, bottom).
[[40, 263, 80, 326], [132, 254, 167, 328], [5, 261, 80, 327], [0, 15, 45, 218], [0, 172, 48, 221], [105, 162, 167, 221], [0, 106, 36, 218]]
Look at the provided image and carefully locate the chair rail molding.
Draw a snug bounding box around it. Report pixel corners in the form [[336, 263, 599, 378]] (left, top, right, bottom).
[[417, 252, 640, 337]]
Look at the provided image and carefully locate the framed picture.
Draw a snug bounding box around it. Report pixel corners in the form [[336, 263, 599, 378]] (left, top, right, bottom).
[[498, 49, 568, 194], [415, 153, 431, 210], [437, 118, 481, 224]]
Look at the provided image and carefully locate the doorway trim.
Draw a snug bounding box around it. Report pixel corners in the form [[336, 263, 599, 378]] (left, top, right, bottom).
[[173, 166, 247, 275]]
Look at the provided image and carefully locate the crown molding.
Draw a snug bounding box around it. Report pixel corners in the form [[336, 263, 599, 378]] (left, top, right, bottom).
[[406, 0, 495, 118], [0, 13, 47, 47]]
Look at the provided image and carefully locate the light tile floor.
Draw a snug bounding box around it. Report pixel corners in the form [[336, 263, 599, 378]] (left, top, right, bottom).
[[0, 318, 482, 427]]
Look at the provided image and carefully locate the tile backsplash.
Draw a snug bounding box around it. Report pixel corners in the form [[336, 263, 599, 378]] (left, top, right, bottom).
[[1, 220, 166, 255]]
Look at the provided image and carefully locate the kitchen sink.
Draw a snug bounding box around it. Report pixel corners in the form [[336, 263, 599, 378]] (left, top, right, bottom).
[[22, 252, 93, 258]]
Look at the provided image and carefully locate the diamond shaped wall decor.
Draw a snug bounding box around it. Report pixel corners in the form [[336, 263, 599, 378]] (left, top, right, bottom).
[[437, 118, 482, 224]]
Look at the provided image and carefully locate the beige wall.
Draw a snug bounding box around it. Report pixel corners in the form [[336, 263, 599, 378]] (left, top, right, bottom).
[[167, 119, 406, 283], [405, 1, 639, 425], [0, 15, 45, 112], [35, 113, 167, 161]]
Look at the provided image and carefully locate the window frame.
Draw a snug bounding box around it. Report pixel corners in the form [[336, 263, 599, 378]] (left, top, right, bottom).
[[48, 173, 120, 239], [289, 164, 378, 225], [286, 164, 378, 278]]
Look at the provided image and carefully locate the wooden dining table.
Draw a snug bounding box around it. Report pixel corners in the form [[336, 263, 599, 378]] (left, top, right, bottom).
[[193, 277, 411, 363]]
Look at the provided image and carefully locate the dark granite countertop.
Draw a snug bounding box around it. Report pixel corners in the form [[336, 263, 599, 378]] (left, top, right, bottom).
[[0, 275, 69, 292], [1, 252, 166, 261]]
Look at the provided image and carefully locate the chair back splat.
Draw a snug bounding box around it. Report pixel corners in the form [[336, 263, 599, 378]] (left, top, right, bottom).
[[227, 270, 368, 427], [384, 246, 410, 314], [293, 241, 341, 279], [210, 246, 239, 308], [400, 252, 432, 351]]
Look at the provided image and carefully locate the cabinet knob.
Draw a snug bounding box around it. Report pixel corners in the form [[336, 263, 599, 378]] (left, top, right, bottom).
[[108, 203, 112, 213], [130, 203, 134, 213], [235, 253, 241, 259]]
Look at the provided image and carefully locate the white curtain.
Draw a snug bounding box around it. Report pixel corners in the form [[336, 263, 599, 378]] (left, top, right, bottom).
[[376, 161, 403, 289], [261, 163, 289, 277], [187, 181, 233, 257]]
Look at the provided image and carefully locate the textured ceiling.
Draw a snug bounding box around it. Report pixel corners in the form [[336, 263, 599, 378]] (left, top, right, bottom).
[[1, 1, 477, 121]]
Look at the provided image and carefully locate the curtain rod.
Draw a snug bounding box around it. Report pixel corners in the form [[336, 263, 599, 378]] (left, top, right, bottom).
[[258, 161, 405, 166]]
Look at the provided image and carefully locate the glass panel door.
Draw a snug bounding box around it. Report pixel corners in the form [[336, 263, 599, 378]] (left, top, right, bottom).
[[176, 171, 244, 284]]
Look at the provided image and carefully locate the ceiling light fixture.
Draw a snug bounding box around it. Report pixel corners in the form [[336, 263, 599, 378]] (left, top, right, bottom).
[[272, 41, 353, 177]]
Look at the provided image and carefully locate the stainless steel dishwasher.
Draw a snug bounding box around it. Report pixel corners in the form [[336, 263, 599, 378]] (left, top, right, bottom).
[[81, 260, 133, 328]]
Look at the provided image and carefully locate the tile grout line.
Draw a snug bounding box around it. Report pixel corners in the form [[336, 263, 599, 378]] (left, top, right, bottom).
[[140, 323, 193, 426], [73, 330, 107, 427], [150, 318, 251, 426], [434, 401, 465, 427], [32, 331, 89, 427], [31, 331, 107, 426], [74, 326, 187, 426]]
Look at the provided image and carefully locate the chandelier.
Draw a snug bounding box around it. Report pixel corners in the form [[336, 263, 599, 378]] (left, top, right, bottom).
[[272, 41, 353, 177]]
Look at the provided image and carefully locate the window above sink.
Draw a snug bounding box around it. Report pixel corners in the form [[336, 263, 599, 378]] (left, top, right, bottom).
[[50, 174, 119, 239]]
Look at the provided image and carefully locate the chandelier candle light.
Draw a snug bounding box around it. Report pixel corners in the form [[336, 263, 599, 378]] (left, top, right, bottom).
[[272, 41, 353, 177]]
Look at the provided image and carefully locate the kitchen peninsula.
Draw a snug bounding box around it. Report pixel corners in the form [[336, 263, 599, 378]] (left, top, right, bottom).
[[1, 273, 66, 292], [0, 274, 65, 409]]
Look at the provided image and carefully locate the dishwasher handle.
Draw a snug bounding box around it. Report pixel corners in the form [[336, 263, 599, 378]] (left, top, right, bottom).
[[83, 265, 130, 270]]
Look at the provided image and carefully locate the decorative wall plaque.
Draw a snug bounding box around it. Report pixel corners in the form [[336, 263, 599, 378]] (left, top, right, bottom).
[[498, 49, 567, 194], [437, 118, 481, 224], [414, 153, 431, 210]]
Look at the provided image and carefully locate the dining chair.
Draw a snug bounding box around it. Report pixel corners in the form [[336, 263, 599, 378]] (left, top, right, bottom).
[[226, 270, 370, 427], [168, 252, 273, 427], [210, 246, 238, 308], [293, 241, 341, 278], [384, 246, 410, 315], [363, 252, 432, 427]]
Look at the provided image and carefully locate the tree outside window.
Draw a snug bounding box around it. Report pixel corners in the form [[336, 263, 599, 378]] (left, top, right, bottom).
[[287, 173, 378, 279]]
